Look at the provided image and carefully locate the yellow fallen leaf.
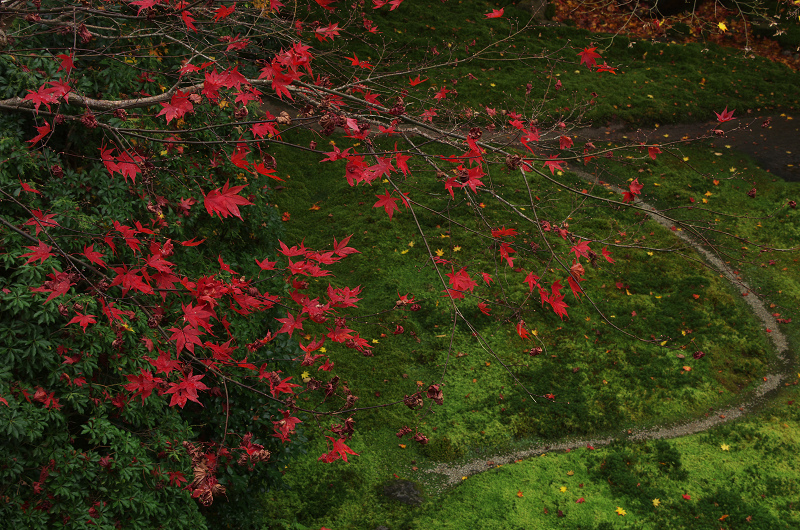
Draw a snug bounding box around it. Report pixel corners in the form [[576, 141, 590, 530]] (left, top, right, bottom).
[[453, 245, 461, 252], [616, 507, 627, 516], [652, 498, 661, 507], [721, 443, 730, 451], [560, 486, 568, 492], [435, 249, 444, 257], [660, 340, 668, 346], [718, 22, 727, 31]]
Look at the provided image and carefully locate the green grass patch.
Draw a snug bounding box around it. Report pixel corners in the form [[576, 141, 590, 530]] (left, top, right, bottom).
[[321, 1, 800, 126], [251, 129, 796, 528]]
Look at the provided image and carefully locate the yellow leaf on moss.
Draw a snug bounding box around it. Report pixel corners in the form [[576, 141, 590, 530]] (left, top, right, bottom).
[[653, 498, 661, 507], [616, 507, 627, 516]]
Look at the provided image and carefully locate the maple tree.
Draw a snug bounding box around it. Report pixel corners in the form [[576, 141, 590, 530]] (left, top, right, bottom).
[[0, 0, 793, 528]]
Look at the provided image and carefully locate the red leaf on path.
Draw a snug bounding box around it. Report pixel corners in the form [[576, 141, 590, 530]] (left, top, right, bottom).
[[715, 106, 735, 123], [578, 47, 602, 69], [27, 122, 51, 146], [165, 372, 209, 408], [559, 135, 573, 150], [587, 444, 595, 450], [485, 8, 504, 18], [67, 311, 97, 333], [374, 189, 401, 219], [20, 241, 54, 265], [204, 180, 253, 220]]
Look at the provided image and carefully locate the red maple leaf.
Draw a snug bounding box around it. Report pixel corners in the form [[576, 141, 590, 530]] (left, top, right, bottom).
[[24, 85, 59, 113], [110, 266, 153, 295], [648, 145, 661, 160], [168, 325, 204, 355], [157, 90, 194, 123], [333, 234, 359, 257], [602, 247, 615, 263], [623, 178, 643, 203], [20, 241, 54, 265], [374, 189, 401, 219], [55, 54, 76, 73], [81, 244, 106, 268], [124, 369, 164, 403], [147, 349, 182, 376], [27, 122, 51, 146], [24, 209, 59, 235], [548, 283, 569, 320], [578, 47, 602, 69], [559, 135, 574, 150], [204, 180, 253, 220], [543, 156, 565, 174], [485, 8, 504, 18], [570, 240, 591, 260], [31, 269, 74, 304], [269, 375, 301, 398], [715, 106, 735, 123], [67, 311, 97, 333], [273, 409, 302, 442], [213, 3, 235, 20], [276, 311, 306, 337], [523, 272, 540, 293], [320, 436, 359, 463], [181, 9, 197, 32], [165, 372, 209, 408], [478, 302, 491, 315], [409, 75, 428, 86], [516, 320, 530, 339]]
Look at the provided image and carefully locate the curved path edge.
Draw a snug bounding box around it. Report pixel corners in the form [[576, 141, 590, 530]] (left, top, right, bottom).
[[425, 169, 793, 488]]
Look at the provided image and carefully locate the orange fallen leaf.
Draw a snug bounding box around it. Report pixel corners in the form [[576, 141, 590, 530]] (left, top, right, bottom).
[[719, 514, 729, 521], [683, 366, 692, 371], [517, 490, 524, 498], [692, 294, 700, 299]]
